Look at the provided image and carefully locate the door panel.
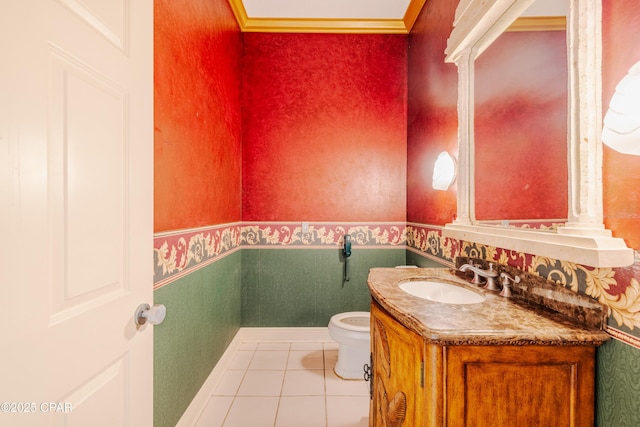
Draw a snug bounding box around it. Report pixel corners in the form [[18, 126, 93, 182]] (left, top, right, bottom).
[[58, 0, 128, 51], [0, 0, 153, 425], [49, 44, 129, 321]]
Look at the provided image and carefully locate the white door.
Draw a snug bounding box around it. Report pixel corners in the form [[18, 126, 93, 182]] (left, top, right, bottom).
[[0, 0, 153, 425]]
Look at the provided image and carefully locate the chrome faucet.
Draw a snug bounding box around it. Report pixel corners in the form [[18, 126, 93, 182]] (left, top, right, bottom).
[[459, 263, 499, 290]]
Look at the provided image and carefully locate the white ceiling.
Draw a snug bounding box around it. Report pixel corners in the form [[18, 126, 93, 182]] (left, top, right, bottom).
[[229, 0, 566, 34], [241, 0, 412, 20], [239, 0, 565, 19], [227, 0, 423, 33]]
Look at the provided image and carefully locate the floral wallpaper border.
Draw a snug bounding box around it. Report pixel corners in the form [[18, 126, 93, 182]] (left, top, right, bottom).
[[242, 222, 406, 248], [154, 223, 242, 289], [407, 223, 640, 349], [154, 222, 406, 289]]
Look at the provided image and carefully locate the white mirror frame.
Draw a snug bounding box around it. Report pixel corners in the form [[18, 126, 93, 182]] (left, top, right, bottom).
[[442, 0, 634, 267]]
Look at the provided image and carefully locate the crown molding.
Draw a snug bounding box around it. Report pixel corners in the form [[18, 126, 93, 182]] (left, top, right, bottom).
[[403, 0, 427, 33], [238, 17, 409, 34], [507, 16, 566, 32], [228, 0, 426, 34]]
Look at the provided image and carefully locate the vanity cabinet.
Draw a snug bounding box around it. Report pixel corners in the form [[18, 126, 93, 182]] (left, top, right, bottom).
[[370, 299, 597, 427]]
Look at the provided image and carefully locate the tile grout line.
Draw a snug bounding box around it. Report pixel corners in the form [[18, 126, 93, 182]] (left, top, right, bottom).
[[273, 346, 291, 427], [323, 345, 329, 427], [220, 346, 253, 427]]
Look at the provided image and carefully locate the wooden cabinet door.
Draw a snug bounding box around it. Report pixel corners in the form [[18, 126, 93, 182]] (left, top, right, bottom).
[[370, 301, 425, 427], [446, 345, 596, 427]]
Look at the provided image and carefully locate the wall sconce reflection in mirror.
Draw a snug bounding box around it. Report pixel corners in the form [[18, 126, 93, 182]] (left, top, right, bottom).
[[602, 60, 640, 155], [432, 151, 457, 191]]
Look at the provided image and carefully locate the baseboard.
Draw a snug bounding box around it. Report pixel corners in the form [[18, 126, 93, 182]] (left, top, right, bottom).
[[238, 326, 331, 342], [176, 327, 332, 427]]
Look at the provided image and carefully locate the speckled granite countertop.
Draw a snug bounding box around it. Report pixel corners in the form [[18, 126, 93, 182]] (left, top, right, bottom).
[[368, 267, 610, 346]]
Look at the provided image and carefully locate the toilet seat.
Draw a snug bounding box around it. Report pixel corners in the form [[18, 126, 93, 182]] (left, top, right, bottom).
[[329, 312, 370, 332]]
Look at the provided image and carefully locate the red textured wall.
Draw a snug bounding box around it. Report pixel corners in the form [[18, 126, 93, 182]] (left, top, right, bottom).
[[602, 0, 640, 249], [154, 0, 242, 232], [241, 33, 407, 222], [475, 31, 568, 220], [407, 0, 459, 225]]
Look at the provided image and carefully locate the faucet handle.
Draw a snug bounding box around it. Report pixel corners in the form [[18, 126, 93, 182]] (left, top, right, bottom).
[[499, 272, 521, 298], [500, 272, 521, 285]]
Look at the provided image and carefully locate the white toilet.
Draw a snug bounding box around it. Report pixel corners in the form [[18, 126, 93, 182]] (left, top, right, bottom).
[[328, 311, 371, 380], [328, 267, 416, 379]]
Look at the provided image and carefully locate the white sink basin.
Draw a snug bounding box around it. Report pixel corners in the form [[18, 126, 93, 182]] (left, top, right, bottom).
[[399, 280, 485, 305]]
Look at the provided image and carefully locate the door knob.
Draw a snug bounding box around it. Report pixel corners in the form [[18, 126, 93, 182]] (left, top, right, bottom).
[[134, 303, 166, 326]]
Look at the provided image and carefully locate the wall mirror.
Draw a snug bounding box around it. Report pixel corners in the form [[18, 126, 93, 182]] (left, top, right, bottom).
[[442, 0, 634, 267], [474, 4, 567, 225]]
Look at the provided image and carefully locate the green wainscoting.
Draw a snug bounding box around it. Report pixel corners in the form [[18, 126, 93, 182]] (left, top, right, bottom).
[[242, 248, 406, 326], [153, 251, 242, 427], [596, 338, 640, 427]]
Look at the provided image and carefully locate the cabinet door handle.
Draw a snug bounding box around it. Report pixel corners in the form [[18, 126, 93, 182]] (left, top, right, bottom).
[[364, 363, 372, 381], [364, 354, 373, 400]]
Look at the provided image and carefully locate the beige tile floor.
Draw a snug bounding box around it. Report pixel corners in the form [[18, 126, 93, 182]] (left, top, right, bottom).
[[195, 341, 370, 427]]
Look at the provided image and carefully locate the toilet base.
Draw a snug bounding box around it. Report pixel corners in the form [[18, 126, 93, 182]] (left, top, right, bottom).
[[334, 342, 369, 380]]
